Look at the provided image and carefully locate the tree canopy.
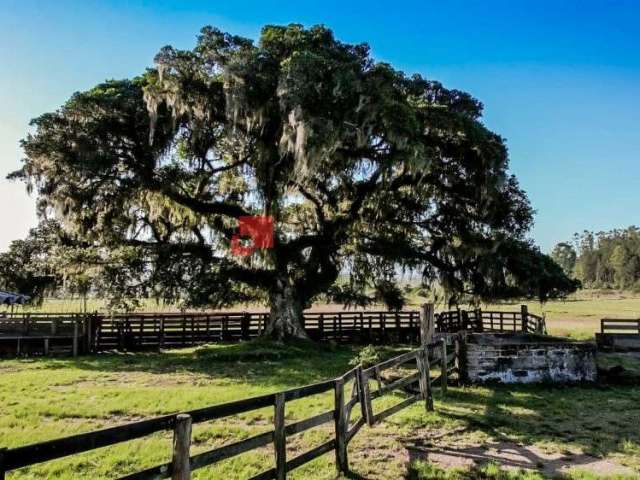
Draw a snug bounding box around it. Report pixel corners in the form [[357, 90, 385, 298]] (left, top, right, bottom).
[[0, 220, 62, 303], [9, 24, 577, 338]]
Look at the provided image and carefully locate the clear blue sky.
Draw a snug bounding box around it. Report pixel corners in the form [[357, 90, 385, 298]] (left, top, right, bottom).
[[1, 0, 639, 252]]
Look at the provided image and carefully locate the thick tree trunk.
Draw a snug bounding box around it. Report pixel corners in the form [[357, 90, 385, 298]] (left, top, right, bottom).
[[263, 283, 309, 341]]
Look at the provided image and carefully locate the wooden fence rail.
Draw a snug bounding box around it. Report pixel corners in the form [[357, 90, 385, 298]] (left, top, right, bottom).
[[1, 306, 544, 356], [0, 314, 91, 356], [601, 318, 640, 335], [434, 306, 546, 335], [0, 338, 456, 480], [93, 311, 422, 351]]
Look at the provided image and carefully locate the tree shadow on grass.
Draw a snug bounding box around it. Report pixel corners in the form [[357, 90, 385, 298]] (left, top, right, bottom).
[[14, 340, 375, 390], [404, 382, 640, 478]]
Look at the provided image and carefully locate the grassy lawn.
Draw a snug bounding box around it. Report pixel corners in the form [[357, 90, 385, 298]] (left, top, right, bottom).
[[474, 291, 640, 340], [1, 342, 639, 479]]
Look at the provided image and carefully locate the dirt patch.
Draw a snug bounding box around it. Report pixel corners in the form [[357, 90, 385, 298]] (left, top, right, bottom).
[[406, 438, 637, 477]]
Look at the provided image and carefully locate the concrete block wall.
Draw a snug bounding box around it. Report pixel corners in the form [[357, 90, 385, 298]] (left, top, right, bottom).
[[466, 335, 597, 384]]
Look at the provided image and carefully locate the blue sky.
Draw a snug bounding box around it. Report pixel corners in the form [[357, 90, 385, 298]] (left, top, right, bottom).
[[1, 0, 638, 252]]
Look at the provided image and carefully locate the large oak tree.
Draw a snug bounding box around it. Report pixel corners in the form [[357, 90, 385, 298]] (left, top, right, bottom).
[[10, 24, 577, 339]]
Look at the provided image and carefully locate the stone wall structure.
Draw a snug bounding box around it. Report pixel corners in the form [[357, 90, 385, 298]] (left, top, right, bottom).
[[464, 333, 597, 384], [596, 333, 640, 351]]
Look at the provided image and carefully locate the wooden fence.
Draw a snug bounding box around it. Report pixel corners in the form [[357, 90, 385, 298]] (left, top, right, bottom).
[[0, 338, 458, 480], [600, 318, 640, 335], [596, 318, 640, 351], [0, 313, 92, 356], [435, 306, 546, 335], [0, 306, 545, 356], [94, 310, 421, 351]]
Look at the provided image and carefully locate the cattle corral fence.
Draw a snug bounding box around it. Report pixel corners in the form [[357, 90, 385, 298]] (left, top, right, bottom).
[[596, 318, 640, 351], [600, 318, 640, 335], [0, 335, 458, 480], [0, 313, 88, 356], [0, 306, 544, 355], [0, 304, 546, 478]]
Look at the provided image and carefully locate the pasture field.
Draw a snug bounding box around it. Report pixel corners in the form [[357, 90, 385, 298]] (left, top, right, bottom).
[[476, 290, 640, 340], [0, 342, 639, 479]]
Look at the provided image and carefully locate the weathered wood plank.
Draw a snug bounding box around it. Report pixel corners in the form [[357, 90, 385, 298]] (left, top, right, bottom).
[[0, 447, 6, 480], [3, 415, 177, 470], [284, 411, 333, 436], [248, 468, 276, 480], [424, 348, 434, 411], [117, 463, 171, 480], [440, 339, 448, 395], [356, 367, 374, 426], [363, 349, 418, 376], [341, 367, 358, 383], [334, 377, 348, 474], [346, 417, 365, 443], [190, 431, 273, 470], [283, 379, 335, 401], [171, 414, 191, 480], [416, 350, 428, 411], [372, 394, 420, 423], [369, 372, 420, 400], [285, 439, 335, 472], [273, 393, 286, 480]]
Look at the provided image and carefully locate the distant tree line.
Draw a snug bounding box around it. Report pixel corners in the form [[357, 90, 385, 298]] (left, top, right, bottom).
[[0, 220, 107, 307], [552, 226, 640, 291]]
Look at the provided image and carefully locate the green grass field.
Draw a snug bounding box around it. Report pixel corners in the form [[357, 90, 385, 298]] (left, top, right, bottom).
[[475, 290, 640, 340], [1, 341, 639, 479]]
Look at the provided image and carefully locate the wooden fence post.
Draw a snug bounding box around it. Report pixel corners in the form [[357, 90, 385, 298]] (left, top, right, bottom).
[[0, 446, 6, 480], [222, 316, 230, 341], [84, 315, 91, 353], [241, 313, 250, 340], [521, 305, 528, 332], [440, 338, 448, 395], [425, 350, 434, 411], [475, 308, 483, 332], [417, 350, 428, 410], [417, 348, 434, 411], [274, 392, 286, 480], [256, 314, 262, 336], [420, 304, 434, 346], [395, 312, 402, 342], [72, 320, 79, 357], [454, 335, 461, 386], [356, 366, 374, 426], [334, 378, 348, 474], [461, 310, 468, 331], [172, 414, 192, 480], [95, 316, 102, 352]]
